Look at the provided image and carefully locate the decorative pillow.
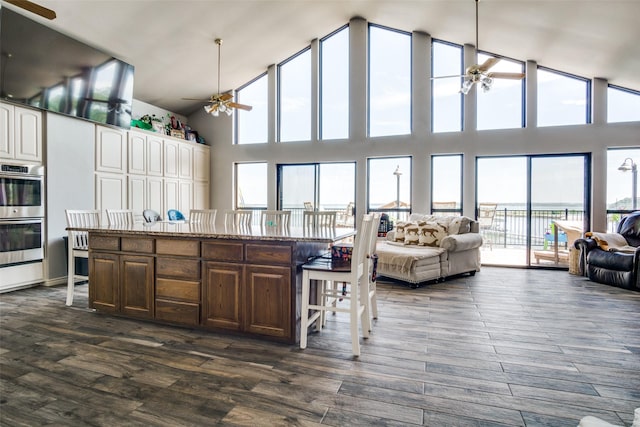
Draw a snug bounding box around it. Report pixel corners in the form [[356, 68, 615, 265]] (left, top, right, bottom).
[[404, 224, 420, 245], [447, 217, 461, 235], [458, 216, 472, 234], [418, 222, 447, 247], [394, 221, 409, 242]]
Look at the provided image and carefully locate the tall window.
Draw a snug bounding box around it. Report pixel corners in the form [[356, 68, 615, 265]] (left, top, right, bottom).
[[432, 40, 462, 133], [278, 48, 311, 142], [278, 163, 356, 226], [368, 25, 411, 137], [321, 26, 349, 140], [367, 157, 411, 222], [236, 74, 268, 144], [477, 53, 524, 130], [431, 154, 462, 215], [607, 85, 640, 123], [607, 148, 640, 217], [235, 163, 267, 210], [537, 67, 590, 127]]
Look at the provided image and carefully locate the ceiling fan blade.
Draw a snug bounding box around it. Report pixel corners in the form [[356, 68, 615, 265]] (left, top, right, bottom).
[[5, 0, 56, 19], [228, 102, 253, 111], [477, 57, 500, 72], [219, 93, 234, 102], [431, 74, 464, 80], [487, 72, 525, 80]]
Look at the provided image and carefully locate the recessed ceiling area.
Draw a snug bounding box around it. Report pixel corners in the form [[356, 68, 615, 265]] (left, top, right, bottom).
[[4, 0, 639, 117]]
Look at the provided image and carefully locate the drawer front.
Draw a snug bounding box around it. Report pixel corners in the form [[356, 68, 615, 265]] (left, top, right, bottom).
[[202, 242, 244, 262], [155, 299, 199, 326], [90, 235, 119, 251], [121, 238, 154, 254], [156, 239, 200, 257], [246, 244, 292, 265], [156, 257, 200, 280], [156, 278, 200, 303]]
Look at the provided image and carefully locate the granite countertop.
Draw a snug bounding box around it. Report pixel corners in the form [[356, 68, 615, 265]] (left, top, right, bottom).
[[70, 222, 355, 243]]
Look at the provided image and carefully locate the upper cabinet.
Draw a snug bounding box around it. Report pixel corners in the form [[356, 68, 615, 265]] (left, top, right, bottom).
[[0, 103, 42, 163], [96, 126, 126, 173], [193, 145, 210, 182], [178, 143, 193, 180], [163, 138, 179, 178]]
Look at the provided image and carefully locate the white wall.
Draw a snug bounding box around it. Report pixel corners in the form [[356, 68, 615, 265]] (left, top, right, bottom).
[[132, 99, 187, 126], [189, 18, 640, 233], [44, 113, 95, 284]]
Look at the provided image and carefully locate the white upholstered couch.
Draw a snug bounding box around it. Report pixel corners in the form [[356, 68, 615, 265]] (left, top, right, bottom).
[[375, 214, 483, 287]]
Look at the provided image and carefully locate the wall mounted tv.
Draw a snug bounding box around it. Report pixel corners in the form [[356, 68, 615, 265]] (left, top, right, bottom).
[[0, 7, 134, 129]]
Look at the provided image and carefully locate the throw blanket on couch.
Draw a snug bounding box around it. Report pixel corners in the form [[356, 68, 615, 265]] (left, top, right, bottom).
[[376, 242, 445, 273]]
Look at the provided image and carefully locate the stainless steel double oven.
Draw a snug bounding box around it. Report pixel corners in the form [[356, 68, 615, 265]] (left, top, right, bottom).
[[0, 163, 45, 266]]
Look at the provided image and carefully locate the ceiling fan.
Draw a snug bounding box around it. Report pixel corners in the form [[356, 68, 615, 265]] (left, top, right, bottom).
[[433, 0, 524, 94], [4, 0, 56, 19], [183, 38, 252, 117]]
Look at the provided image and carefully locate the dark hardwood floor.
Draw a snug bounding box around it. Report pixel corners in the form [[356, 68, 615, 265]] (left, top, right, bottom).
[[1, 267, 639, 426]]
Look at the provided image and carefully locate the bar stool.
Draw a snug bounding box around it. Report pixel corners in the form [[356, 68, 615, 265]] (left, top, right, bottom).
[[65, 209, 100, 306], [303, 211, 337, 229], [224, 210, 253, 230], [300, 214, 374, 356], [106, 209, 135, 226], [189, 209, 217, 225], [260, 210, 291, 228]]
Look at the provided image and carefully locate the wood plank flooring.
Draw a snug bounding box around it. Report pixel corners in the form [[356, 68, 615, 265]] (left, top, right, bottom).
[[1, 267, 639, 426]]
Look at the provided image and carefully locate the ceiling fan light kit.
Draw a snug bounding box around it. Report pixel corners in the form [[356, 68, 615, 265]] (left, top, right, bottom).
[[183, 38, 252, 117]]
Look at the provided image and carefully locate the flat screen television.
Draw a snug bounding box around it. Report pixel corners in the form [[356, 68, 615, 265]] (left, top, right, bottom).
[[0, 7, 134, 129]]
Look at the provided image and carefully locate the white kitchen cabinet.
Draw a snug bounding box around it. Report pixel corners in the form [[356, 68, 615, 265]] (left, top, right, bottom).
[[178, 143, 193, 179], [163, 178, 179, 215], [0, 103, 42, 163], [147, 134, 164, 176], [193, 144, 210, 182], [163, 139, 179, 178], [128, 175, 147, 217], [193, 181, 210, 210], [96, 126, 126, 173], [147, 176, 164, 215], [178, 180, 193, 214], [128, 132, 147, 175], [95, 173, 127, 223]]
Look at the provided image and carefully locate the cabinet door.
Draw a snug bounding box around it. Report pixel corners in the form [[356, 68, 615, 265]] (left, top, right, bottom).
[[178, 143, 193, 179], [193, 181, 210, 210], [95, 173, 127, 223], [120, 255, 154, 318], [244, 265, 292, 338], [202, 262, 243, 330], [178, 180, 192, 214], [0, 103, 14, 159], [128, 131, 147, 175], [14, 106, 42, 162], [89, 252, 119, 313], [163, 139, 179, 178], [128, 175, 147, 217], [147, 135, 164, 176], [96, 126, 126, 173], [147, 176, 164, 214], [163, 178, 179, 214], [193, 145, 210, 182]]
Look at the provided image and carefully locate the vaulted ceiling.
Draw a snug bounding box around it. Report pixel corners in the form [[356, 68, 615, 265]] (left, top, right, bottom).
[[5, 0, 640, 116]]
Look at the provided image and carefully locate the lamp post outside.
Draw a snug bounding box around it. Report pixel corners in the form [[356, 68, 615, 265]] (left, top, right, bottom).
[[618, 158, 637, 210], [393, 165, 402, 210]]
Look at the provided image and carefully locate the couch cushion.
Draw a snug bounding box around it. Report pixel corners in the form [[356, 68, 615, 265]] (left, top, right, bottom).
[[618, 211, 640, 247]]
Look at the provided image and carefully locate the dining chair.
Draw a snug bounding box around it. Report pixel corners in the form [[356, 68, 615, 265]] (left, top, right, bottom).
[[189, 209, 217, 225], [260, 210, 291, 228], [224, 210, 253, 229], [65, 209, 100, 306], [300, 214, 374, 356], [106, 209, 135, 226], [364, 213, 382, 331], [478, 202, 498, 249], [303, 211, 337, 229]]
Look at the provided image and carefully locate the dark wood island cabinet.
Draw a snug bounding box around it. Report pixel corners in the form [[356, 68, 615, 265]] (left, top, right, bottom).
[[79, 222, 354, 344]]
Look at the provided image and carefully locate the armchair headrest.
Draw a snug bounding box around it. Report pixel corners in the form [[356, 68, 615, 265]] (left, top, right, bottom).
[[618, 211, 640, 247]]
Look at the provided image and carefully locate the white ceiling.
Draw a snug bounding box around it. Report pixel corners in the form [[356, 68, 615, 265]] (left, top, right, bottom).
[[5, 0, 640, 116]]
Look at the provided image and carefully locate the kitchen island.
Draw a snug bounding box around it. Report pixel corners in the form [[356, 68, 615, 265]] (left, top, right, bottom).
[[79, 222, 354, 344]]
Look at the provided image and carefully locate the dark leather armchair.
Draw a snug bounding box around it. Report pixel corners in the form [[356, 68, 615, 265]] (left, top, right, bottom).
[[574, 211, 640, 290]]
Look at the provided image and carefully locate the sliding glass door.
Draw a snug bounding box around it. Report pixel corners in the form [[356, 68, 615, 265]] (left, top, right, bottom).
[[477, 154, 589, 267]]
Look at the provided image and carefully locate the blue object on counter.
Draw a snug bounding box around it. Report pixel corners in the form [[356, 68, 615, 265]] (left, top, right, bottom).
[[167, 209, 185, 221]]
